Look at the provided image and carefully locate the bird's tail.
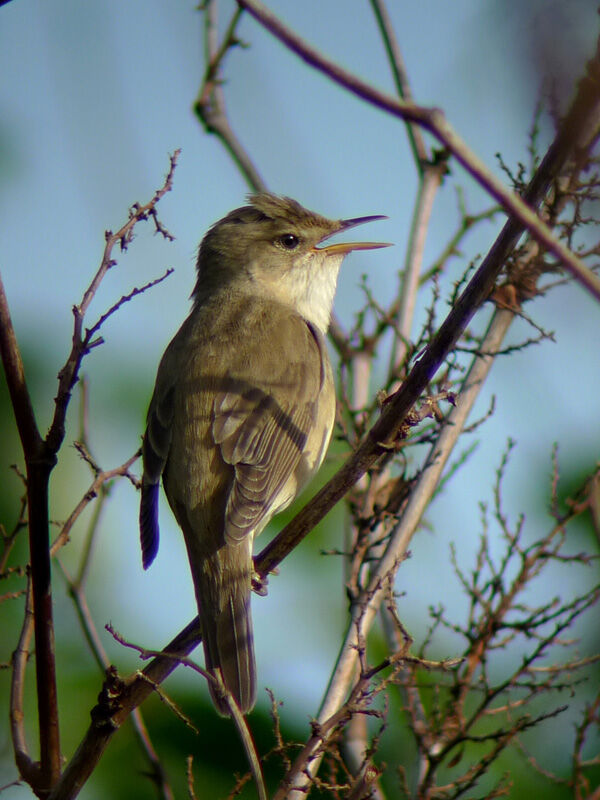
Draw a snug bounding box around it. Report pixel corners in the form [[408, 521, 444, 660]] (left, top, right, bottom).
[[194, 543, 257, 716]]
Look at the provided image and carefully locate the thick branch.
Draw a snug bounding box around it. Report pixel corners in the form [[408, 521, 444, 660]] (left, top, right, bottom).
[[28, 461, 61, 791], [282, 308, 515, 798], [0, 276, 42, 457], [0, 274, 61, 791], [47, 620, 200, 800]]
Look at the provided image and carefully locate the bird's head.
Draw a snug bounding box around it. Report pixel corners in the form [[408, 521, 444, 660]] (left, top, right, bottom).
[[194, 193, 390, 332]]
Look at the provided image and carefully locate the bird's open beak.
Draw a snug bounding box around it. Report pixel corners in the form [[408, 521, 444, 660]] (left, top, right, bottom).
[[317, 214, 392, 255]]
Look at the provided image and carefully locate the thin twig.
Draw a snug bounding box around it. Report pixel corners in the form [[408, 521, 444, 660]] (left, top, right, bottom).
[[195, 2, 266, 192], [85, 268, 174, 343], [9, 576, 38, 786], [46, 150, 179, 456], [389, 161, 447, 378], [369, 0, 428, 169], [51, 450, 140, 554]]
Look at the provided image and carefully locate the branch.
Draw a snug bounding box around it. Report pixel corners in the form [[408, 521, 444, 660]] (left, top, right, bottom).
[[237, 0, 600, 301], [48, 620, 201, 800], [84, 267, 174, 345], [9, 576, 39, 787], [46, 42, 600, 791], [35, 15, 600, 800], [9, 450, 141, 794], [389, 160, 446, 378], [0, 276, 42, 458], [194, 2, 267, 192], [369, 0, 428, 168], [1, 273, 61, 788], [51, 450, 140, 555]]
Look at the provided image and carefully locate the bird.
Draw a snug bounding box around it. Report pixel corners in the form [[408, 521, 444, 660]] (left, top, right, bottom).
[[139, 193, 389, 715]]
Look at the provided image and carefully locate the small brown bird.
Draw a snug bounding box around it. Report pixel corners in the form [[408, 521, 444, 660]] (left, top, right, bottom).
[[140, 193, 388, 714]]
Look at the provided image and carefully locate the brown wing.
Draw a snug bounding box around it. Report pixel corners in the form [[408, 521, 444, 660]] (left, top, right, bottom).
[[212, 315, 330, 544], [141, 299, 333, 557]]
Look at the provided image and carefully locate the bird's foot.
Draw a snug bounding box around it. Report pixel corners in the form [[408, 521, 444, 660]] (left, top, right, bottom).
[[252, 568, 276, 596]]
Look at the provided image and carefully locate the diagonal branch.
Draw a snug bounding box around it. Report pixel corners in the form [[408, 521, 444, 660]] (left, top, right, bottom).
[[47, 619, 201, 800]]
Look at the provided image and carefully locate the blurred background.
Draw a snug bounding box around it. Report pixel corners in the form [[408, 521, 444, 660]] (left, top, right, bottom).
[[0, 1, 598, 797]]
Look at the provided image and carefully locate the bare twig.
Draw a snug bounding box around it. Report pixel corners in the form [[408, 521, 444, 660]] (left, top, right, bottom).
[[0, 473, 28, 574], [419, 197, 500, 285], [46, 149, 179, 455], [51, 450, 140, 554], [389, 161, 447, 378], [186, 756, 199, 800], [195, 2, 266, 192], [9, 576, 38, 786], [369, 0, 428, 168], [85, 267, 174, 345]]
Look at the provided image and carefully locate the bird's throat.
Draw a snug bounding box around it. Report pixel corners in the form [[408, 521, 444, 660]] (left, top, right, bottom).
[[286, 255, 343, 334]]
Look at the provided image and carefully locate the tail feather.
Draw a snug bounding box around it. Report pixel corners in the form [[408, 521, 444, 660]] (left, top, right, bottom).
[[140, 480, 160, 570], [203, 590, 256, 715], [190, 539, 257, 716]]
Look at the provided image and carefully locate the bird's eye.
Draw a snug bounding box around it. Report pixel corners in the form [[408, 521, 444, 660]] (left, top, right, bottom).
[[278, 233, 300, 250]]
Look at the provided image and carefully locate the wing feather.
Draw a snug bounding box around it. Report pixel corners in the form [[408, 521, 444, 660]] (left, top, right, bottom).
[[212, 320, 326, 543]]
